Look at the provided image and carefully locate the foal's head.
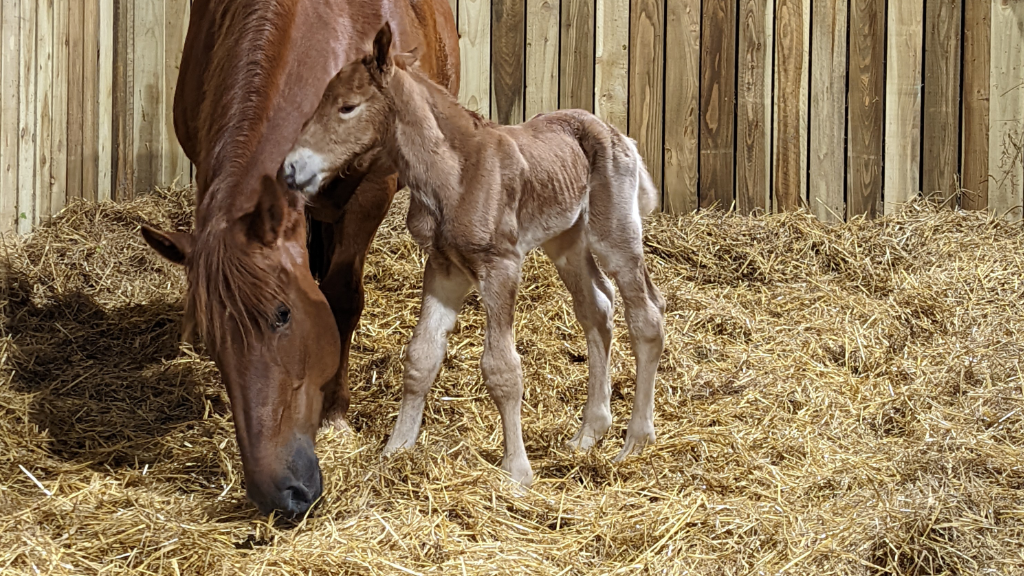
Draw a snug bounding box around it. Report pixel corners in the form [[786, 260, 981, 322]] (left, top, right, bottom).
[[142, 175, 341, 518], [282, 23, 409, 195]]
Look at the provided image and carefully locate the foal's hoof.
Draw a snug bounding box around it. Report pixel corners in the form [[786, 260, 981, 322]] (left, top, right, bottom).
[[321, 413, 353, 435], [613, 425, 656, 463]]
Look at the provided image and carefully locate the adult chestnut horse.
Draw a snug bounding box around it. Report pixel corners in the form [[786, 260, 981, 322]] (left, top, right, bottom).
[[139, 0, 458, 518]]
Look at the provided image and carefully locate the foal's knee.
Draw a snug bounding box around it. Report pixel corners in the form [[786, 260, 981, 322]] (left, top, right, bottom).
[[480, 347, 523, 402]]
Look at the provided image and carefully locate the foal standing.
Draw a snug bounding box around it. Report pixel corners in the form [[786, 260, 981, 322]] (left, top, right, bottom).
[[283, 24, 666, 486]]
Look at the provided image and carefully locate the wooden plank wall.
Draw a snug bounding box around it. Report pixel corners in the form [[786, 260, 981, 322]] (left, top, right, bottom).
[[3, 0, 1024, 234], [0, 0, 192, 234]]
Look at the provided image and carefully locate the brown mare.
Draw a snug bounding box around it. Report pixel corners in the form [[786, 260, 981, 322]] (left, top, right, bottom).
[[139, 1, 459, 517], [283, 25, 666, 486]]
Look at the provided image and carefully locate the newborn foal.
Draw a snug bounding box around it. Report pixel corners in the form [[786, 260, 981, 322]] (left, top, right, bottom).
[[283, 24, 666, 486]]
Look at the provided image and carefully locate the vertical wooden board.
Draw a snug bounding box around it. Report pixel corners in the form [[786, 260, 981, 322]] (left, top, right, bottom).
[[772, 0, 810, 211], [736, 0, 772, 215], [113, 0, 133, 200], [491, 0, 525, 124], [629, 0, 665, 193], [884, 0, 923, 214], [663, 0, 700, 213], [988, 0, 1024, 221], [50, 0, 69, 217], [961, 0, 990, 210], [808, 0, 848, 222], [82, 0, 99, 202], [97, 0, 114, 201], [699, 0, 737, 210], [16, 0, 36, 234], [847, 0, 884, 218], [595, 0, 628, 130], [66, 0, 83, 201], [164, 0, 190, 187], [525, 0, 559, 118], [560, 0, 594, 111], [762, 0, 774, 211], [922, 0, 962, 201], [458, 0, 490, 116], [35, 0, 54, 225], [1, 0, 19, 233], [133, 0, 164, 193]]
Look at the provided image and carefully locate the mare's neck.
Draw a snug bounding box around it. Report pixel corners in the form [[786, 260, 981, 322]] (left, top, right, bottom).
[[388, 68, 484, 205]]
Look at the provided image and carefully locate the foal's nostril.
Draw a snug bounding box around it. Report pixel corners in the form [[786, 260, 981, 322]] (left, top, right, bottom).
[[282, 163, 297, 189]]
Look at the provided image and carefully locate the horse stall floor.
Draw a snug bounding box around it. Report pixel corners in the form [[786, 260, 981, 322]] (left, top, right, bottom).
[[1, 187, 1023, 575]]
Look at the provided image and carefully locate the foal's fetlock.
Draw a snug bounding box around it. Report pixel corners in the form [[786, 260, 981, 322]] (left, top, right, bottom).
[[567, 411, 612, 451], [501, 456, 534, 487]]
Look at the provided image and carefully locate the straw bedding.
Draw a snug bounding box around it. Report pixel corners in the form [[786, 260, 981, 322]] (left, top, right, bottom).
[[1, 186, 1023, 575]]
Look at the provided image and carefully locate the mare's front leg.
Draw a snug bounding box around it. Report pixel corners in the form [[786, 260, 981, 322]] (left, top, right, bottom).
[[316, 171, 397, 430], [384, 256, 472, 454], [478, 257, 533, 486]]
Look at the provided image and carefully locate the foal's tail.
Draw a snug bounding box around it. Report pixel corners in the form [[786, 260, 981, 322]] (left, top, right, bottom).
[[567, 111, 659, 217]]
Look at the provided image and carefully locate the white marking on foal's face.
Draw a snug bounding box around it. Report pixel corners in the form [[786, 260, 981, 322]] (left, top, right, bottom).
[[282, 147, 327, 196]]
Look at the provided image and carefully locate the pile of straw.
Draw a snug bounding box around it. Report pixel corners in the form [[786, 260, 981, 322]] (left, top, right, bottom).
[[1, 186, 1023, 575]]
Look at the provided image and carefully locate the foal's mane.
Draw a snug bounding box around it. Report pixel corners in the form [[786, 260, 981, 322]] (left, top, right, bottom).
[[187, 0, 297, 347]]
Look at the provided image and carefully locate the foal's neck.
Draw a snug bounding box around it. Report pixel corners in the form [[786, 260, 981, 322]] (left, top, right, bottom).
[[388, 68, 487, 205]]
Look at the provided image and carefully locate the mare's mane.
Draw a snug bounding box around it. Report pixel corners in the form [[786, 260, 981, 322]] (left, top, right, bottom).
[[188, 0, 298, 348]]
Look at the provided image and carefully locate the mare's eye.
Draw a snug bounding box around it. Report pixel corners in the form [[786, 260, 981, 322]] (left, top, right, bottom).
[[339, 104, 357, 115], [272, 304, 291, 330]]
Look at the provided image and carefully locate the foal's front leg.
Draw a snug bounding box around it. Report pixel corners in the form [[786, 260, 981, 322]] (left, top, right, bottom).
[[383, 257, 472, 455], [478, 257, 533, 486]]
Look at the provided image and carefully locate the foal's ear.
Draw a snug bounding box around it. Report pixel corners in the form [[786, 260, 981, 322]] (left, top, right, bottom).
[[244, 175, 288, 247], [371, 22, 394, 76], [141, 225, 194, 265]]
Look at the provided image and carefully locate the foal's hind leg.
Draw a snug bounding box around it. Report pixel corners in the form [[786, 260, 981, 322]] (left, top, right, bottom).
[[543, 226, 615, 451], [383, 257, 472, 455], [589, 231, 666, 462]]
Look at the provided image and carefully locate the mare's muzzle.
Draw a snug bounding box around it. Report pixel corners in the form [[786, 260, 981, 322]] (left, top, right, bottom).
[[246, 436, 323, 518]]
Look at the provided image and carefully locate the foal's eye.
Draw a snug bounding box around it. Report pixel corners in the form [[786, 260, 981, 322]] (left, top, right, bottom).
[[272, 304, 291, 330], [339, 104, 357, 115]]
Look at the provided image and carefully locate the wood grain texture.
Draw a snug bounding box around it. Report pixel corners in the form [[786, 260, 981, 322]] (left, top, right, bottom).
[[560, 0, 594, 111], [629, 0, 665, 193], [884, 0, 923, 214], [1, 0, 20, 233], [66, 0, 83, 201], [736, 0, 772, 215], [113, 0, 133, 200], [699, 0, 736, 211], [164, 0, 191, 187], [132, 0, 164, 194], [663, 0, 700, 213], [525, 0, 559, 118], [458, 0, 490, 116], [988, 0, 1024, 221], [922, 0, 962, 202], [594, 0, 628, 131], [50, 0, 69, 217], [847, 0, 884, 218], [82, 0, 100, 202], [35, 0, 54, 225], [17, 0, 36, 234], [97, 0, 114, 201], [961, 0, 990, 211], [491, 0, 525, 124], [808, 0, 848, 222], [772, 0, 809, 211]]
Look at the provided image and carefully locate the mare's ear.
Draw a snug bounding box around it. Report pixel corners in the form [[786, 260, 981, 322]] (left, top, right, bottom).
[[393, 46, 420, 70], [371, 22, 394, 77], [141, 225, 194, 265], [244, 175, 288, 246]]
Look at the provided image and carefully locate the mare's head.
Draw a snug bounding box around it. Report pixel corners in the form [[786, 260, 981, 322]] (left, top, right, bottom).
[[282, 23, 411, 195], [141, 175, 341, 518]]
